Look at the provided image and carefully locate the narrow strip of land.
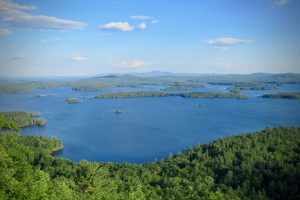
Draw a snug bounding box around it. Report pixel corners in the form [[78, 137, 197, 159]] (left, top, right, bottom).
[[95, 91, 247, 99], [261, 92, 300, 99]]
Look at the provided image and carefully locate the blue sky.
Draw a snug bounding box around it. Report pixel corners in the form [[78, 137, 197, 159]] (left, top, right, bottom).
[[0, 0, 299, 76]]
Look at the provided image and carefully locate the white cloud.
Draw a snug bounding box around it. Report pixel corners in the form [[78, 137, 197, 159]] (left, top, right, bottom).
[[69, 55, 90, 62], [0, 28, 10, 37], [207, 37, 252, 49], [137, 23, 146, 30], [101, 22, 135, 32], [0, 0, 36, 11], [101, 15, 158, 32], [273, 0, 289, 7], [151, 19, 159, 24], [130, 15, 153, 20], [0, 0, 86, 30], [130, 15, 159, 24], [41, 37, 60, 43], [109, 59, 148, 69], [101, 21, 148, 32]]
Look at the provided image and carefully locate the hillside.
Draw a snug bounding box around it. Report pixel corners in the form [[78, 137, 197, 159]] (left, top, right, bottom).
[[0, 119, 299, 199]]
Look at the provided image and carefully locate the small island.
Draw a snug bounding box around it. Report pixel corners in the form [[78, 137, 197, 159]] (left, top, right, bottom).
[[114, 110, 123, 114], [261, 92, 300, 99], [65, 97, 81, 103]]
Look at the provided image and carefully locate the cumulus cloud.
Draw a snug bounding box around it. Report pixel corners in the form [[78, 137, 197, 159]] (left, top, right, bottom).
[[69, 55, 90, 62], [207, 37, 252, 49], [101, 15, 158, 32], [0, 28, 10, 37], [137, 23, 146, 30], [273, 0, 289, 7], [41, 37, 60, 42], [101, 22, 135, 32], [0, 0, 86, 30], [109, 59, 148, 69], [101, 21, 148, 32]]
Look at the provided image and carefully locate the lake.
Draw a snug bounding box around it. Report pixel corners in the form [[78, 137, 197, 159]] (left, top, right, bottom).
[[1, 84, 300, 163]]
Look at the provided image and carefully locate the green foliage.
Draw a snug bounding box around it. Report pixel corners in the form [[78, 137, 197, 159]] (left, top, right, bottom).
[[179, 91, 248, 99], [95, 91, 174, 98], [0, 80, 70, 94], [0, 114, 19, 131], [228, 84, 278, 91], [261, 92, 300, 99], [20, 135, 63, 153], [1, 126, 299, 199], [0, 111, 46, 128], [95, 91, 247, 99]]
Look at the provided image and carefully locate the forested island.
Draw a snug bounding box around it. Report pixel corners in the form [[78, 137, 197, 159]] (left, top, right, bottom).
[[162, 84, 204, 91], [261, 92, 300, 99], [95, 91, 174, 98], [65, 98, 81, 103], [95, 91, 247, 99], [180, 91, 247, 99], [0, 114, 299, 200], [114, 110, 123, 114], [228, 84, 278, 92]]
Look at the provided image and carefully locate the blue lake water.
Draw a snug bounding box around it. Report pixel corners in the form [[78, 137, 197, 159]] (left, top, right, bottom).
[[0, 84, 300, 164]]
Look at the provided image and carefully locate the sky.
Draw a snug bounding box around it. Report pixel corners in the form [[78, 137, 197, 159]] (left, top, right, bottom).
[[0, 0, 299, 76]]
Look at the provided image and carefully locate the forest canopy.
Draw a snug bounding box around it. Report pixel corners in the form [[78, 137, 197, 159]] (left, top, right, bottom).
[[0, 111, 46, 131], [0, 115, 299, 200]]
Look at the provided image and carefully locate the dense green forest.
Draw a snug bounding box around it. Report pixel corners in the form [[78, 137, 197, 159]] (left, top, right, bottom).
[[228, 84, 278, 92], [0, 111, 46, 129], [261, 92, 300, 99], [0, 113, 299, 199], [95, 91, 247, 99], [179, 91, 247, 99], [0, 73, 299, 93], [95, 91, 174, 98]]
